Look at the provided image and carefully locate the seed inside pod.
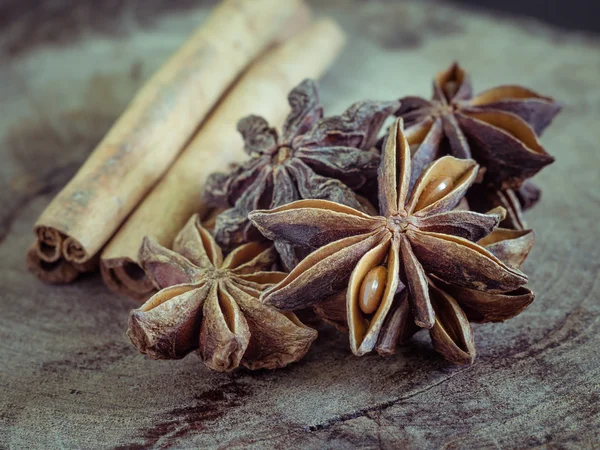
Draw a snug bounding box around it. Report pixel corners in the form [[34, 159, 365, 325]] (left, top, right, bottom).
[[415, 176, 454, 211], [359, 265, 387, 315]]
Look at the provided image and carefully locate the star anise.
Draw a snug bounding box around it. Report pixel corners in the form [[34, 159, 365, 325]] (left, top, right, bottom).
[[314, 209, 536, 330], [396, 62, 560, 191], [205, 79, 399, 268], [127, 214, 317, 372], [467, 180, 542, 230], [249, 118, 529, 361], [375, 226, 536, 363]]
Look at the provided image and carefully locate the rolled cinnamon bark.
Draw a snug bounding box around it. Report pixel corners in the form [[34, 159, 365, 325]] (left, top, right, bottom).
[[28, 0, 303, 283], [101, 19, 346, 299]]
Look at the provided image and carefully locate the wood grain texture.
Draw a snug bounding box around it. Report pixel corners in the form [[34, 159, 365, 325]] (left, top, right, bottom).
[[1, 0, 599, 448]]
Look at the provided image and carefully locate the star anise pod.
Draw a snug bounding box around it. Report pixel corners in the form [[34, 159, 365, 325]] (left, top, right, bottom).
[[205, 79, 399, 268], [249, 118, 529, 361], [396, 62, 560, 191], [467, 180, 542, 230], [127, 214, 317, 372], [374, 226, 536, 363], [313, 205, 536, 331]]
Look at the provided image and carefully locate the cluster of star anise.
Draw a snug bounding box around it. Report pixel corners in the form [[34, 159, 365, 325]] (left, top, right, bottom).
[[127, 64, 560, 371]]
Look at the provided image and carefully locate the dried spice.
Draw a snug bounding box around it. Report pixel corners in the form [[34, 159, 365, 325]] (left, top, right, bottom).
[[205, 79, 399, 268], [249, 118, 531, 363], [375, 227, 536, 362], [127, 214, 317, 372], [467, 180, 542, 230], [396, 62, 560, 191], [312, 204, 534, 333]]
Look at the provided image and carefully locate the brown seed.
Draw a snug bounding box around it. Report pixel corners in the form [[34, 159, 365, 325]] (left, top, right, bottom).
[[359, 265, 387, 315], [415, 176, 454, 211]]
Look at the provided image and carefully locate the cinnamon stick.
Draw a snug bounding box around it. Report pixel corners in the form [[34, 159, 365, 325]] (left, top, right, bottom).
[[101, 19, 346, 299], [28, 0, 303, 284]]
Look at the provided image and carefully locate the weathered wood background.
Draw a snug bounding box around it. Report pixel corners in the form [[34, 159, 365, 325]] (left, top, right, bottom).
[[1, 0, 599, 448]]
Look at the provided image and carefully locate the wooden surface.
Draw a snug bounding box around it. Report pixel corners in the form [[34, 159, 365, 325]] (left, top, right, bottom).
[[1, 1, 599, 448]]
